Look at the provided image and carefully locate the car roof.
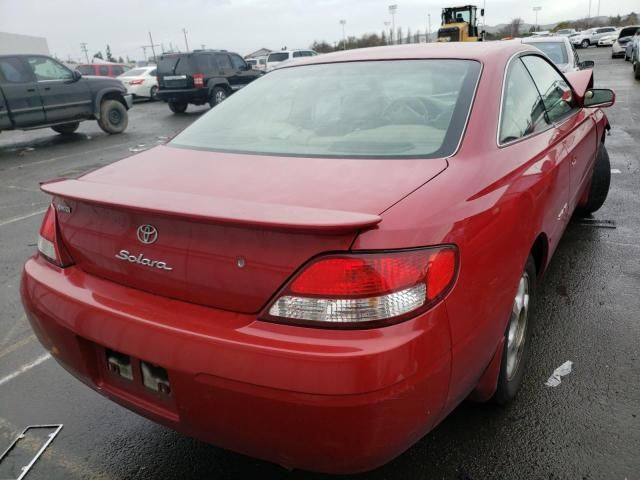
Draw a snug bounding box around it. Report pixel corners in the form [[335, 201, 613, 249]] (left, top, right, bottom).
[[275, 41, 534, 68]]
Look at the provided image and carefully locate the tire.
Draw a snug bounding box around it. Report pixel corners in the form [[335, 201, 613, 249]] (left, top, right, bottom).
[[168, 100, 188, 113], [51, 122, 80, 135], [149, 86, 158, 100], [581, 39, 589, 49], [576, 144, 611, 216], [635, 62, 640, 80], [97, 99, 128, 134], [493, 255, 536, 405], [209, 86, 227, 108]]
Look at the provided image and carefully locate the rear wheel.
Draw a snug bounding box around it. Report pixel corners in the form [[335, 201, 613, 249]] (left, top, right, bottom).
[[635, 61, 640, 80], [97, 99, 128, 134], [581, 39, 590, 49], [576, 144, 611, 215], [51, 122, 80, 135], [168, 100, 188, 113], [149, 86, 158, 100], [209, 87, 227, 107], [493, 256, 536, 405]]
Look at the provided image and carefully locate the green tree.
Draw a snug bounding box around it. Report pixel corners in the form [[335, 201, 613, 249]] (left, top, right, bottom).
[[397, 27, 403, 44], [117, 56, 124, 63], [105, 45, 115, 62], [552, 21, 571, 32], [93, 51, 103, 60]]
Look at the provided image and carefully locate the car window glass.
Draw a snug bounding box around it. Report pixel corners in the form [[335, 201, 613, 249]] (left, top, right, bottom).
[[77, 65, 95, 75], [98, 65, 109, 76], [171, 59, 481, 159], [0, 57, 32, 83], [529, 42, 568, 64], [521, 55, 574, 122], [267, 52, 289, 62], [112, 66, 124, 76], [27, 57, 73, 81], [149, 69, 156, 76], [499, 58, 549, 144], [195, 55, 216, 72], [217, 54, 232, 69], [230, 54, 246, 70]]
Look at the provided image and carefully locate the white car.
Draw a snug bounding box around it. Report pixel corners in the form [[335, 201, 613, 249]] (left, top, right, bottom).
[[118, 66, 158, 99], [612, 25, 640, 59], [570, 26, 617, 48], [597, 33, 618, 47], [555, 28, 577, 36], [246, 56, 267, 72], [522, 36, 593, 73], [265, 50, 318, 72]]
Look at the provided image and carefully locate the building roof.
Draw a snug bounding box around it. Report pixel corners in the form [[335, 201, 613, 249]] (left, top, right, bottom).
[[245, 48, 272, 58]]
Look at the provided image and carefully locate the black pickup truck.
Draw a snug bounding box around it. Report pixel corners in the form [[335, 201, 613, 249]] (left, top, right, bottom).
[[0, 54, 132, 135]]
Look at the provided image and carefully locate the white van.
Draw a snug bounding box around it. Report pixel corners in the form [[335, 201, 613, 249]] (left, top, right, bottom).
[[265, 50, 318, 72]]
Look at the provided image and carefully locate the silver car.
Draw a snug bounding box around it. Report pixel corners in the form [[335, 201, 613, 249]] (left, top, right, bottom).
[[522, 36, 593, 73]]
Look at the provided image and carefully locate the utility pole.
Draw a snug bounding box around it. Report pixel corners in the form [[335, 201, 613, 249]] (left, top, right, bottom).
[[182, 28, 190, 52], [141, 46, 147, 61], [148, 32, 158, 62], [587, 0, 592, 26], [533, 6, 542, 32], [340, 19, 347, 50], [80, 42, 89, 63], [388, 4, 398, 44]]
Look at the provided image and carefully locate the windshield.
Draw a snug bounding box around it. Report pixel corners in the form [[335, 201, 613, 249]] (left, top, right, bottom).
[[171, 60, 481, 159], [268, 52, 289, 62], [529, 42, 568, 64]]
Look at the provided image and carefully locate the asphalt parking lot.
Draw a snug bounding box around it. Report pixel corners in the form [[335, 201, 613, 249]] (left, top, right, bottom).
[[0, 46, 638, 479]]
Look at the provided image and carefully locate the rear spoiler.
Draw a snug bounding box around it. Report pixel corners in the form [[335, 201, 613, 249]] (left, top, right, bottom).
[[564, 69, 594, 104], [41, 179, 381, 233]]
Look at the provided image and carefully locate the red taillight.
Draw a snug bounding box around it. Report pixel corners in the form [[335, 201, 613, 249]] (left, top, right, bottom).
[[264, 246, 458, 328], [193, 73, 204, 88], [129, 79, 144, 85], [37, 204, 73, 267]]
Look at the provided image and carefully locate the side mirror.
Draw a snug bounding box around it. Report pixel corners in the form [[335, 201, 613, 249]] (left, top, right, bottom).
[[480, 8, 485, 16], [583, 88, 615, 108], [72, 70, 82, 81], [578, 60, 595, 70]]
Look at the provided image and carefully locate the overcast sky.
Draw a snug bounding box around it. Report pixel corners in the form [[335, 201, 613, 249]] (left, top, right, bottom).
[[1, 0, 637, 61]]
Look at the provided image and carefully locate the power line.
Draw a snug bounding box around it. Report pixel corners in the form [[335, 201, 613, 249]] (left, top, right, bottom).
[[80, 42, 89, 63]]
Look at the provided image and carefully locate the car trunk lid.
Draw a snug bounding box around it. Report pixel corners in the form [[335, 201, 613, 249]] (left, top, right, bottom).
[[43, 145, 448, 313]]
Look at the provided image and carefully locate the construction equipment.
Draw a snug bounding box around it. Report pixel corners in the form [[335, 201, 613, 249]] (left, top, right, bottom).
[[437, 5, 484, 42]]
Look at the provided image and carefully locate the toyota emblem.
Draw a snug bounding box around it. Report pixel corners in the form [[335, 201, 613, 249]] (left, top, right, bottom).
[[137, 225, 158, 245]]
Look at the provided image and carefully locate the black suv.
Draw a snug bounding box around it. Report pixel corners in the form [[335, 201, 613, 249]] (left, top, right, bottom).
[[157, 50, 262, 113]]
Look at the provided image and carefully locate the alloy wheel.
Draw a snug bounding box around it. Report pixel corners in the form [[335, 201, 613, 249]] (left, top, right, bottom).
[[506, 272, 530, 380]]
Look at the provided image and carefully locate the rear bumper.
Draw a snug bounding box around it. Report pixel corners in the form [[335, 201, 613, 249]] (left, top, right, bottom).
[[156, 88, 209, 104], [21, 255, 452, 473]]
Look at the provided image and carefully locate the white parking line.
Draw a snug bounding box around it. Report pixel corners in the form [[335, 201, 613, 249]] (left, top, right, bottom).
[[0, 208, 46, 227], [0, 353, 51, 387]]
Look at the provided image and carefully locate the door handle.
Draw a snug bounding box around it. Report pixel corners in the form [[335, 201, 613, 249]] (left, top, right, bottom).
[[44, 87, 51, 91], [571, 156, 577, 166], [26, 88, 36, 92]]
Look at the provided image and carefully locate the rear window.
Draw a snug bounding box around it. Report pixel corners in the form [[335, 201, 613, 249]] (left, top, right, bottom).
[[158, 56, 181, 74], [528, 42, 568, 64], [171, 60, 481, 159], [268, 52, 289, 62], [619, 27, 640, 38]]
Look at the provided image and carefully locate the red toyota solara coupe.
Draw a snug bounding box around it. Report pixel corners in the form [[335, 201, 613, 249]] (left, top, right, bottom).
[[21, 41, 614, 473]]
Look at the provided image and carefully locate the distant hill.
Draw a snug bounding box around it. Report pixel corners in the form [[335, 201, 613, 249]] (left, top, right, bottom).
[[483, 15, 613, 34]]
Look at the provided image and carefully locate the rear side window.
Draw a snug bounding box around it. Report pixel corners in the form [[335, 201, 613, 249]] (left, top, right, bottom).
[[0, 57, 32, 83], [77, 65, 95, 75], [268, 52, 289, 62], [521, 55, 574, 122], [499, 59, 549, 144], [99, 65, 109, 76], [148, 69, 156, 76], [528, 42, 568, 64], [293, 51, 314, 58], [195, 55, 217, 72], [216, 54, 232, 69], [112, 66, 124, 76]]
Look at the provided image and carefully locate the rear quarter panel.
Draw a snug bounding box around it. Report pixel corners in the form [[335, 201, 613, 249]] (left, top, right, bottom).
[[354, 51, 575, 408]]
